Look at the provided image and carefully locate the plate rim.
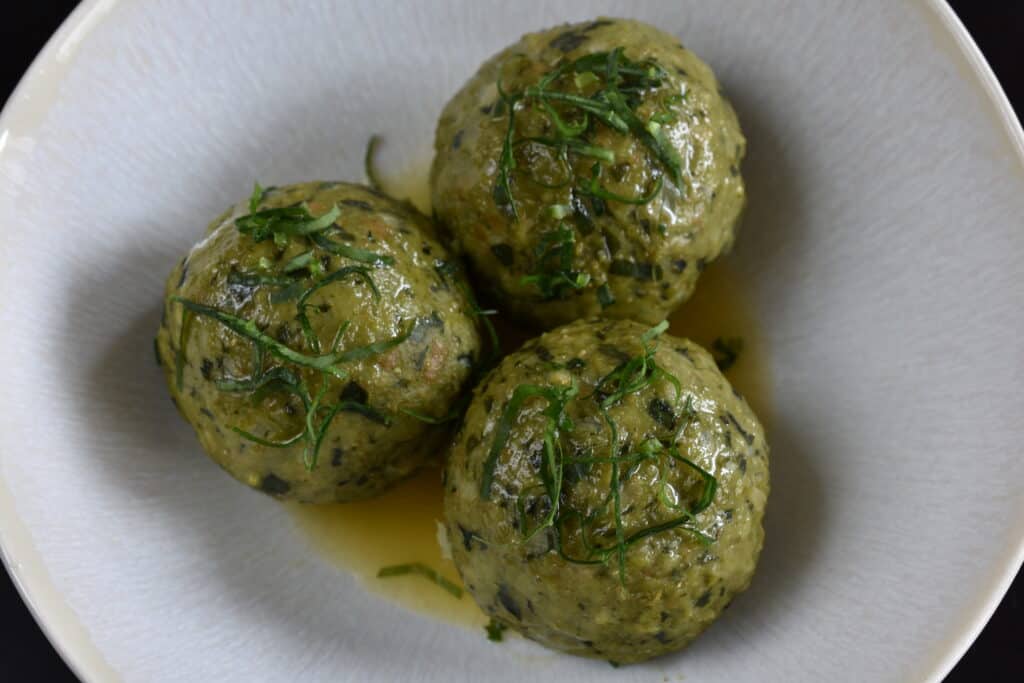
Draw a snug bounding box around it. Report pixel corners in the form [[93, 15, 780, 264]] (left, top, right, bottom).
[[0, 1, 128, 679], [0, 1, 1021, 681], [909, 3, 1024, 680]]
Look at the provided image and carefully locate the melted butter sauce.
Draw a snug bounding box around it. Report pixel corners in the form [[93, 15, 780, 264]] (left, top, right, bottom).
[[287, 462, 488, 627], [288, 160, 769, 629], [667, 259, 771, 421]]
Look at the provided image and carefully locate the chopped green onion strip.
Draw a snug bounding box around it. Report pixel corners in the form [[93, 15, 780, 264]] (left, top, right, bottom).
[[311, 233, 394, 266]]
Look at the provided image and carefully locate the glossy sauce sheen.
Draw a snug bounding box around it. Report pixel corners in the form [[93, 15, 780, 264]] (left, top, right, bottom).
[[288, 161, 769, 629]]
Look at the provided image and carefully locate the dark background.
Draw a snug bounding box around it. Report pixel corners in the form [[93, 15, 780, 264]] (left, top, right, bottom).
[[1, 2, 1020, 680]]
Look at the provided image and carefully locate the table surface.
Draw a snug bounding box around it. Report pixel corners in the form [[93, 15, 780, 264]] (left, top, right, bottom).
[[1, 2, 1020, 681]]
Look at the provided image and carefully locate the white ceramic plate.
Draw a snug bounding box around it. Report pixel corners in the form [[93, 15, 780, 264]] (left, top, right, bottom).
[[1, 1, 1022, 681]]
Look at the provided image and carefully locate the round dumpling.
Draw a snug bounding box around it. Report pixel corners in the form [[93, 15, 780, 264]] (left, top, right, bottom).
[[156, 181, 482, 503], [432, 18, 746, 328], [443, 318, 768, 662]]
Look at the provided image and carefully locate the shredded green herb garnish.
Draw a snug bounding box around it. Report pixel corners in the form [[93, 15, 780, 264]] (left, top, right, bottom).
[[333, 323, 413, 363], [171, 181, 417, 471], [485, 618, 508, 642], [174, 308, 193, 391], [711, 336, 744, 372], [248, 182, 264, 213], [493, 70, 522, 220], [479, 381, 578, 505], [310, 233, 395, 266], [226, 271, 297, 288], [400, 406, 461, 424], [171, 295, 406, 470], [490, 47, 684, 300], [295, 265, 379, 352], [282, 251, 314, 273], [235, 203, 341, 244], [481, 322, 718, 581], [229, 425, 305, 449], [172, 297, 354, 379], [376, 563, 464, 599], [519, 227, 591, 300], [579, 162, 664, 205], [364, 134, 384, 192]]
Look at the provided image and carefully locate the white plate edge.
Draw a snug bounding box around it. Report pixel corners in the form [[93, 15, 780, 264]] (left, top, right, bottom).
[[0, 2, 1020, 682]]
